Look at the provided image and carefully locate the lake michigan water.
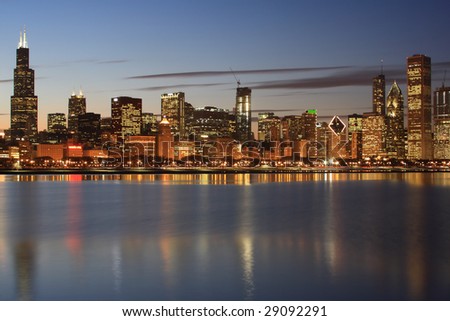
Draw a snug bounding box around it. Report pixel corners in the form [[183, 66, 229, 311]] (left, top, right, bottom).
[[0, 172, 449, 300]]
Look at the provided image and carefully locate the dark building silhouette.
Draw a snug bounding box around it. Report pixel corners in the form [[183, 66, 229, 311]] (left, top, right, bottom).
[[10, 29, 38, 143], [78, 112, 101, 146]]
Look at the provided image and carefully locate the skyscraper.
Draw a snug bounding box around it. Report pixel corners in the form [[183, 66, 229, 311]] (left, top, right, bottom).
[[373, 74, 386, 115], [407, 54, 432, 160], [362, 112, 386, 158], [161, 92, 185, 138], [68, 91, 86, 134], [77, 112, 101, 146], [433, 85, 450, 159], [111, 96, 142, 139], [385, 81, 405, 159], [10, 29, 38, 143], [347, 114, 363, 159], [47, 113, 67, 134], [257, 112, 281, 141], [235, 87, 252, 142]]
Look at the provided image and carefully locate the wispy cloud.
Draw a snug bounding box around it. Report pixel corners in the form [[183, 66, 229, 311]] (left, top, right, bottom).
[[136, 83, 227, 91], [126, 66, 351, 80], [96, 59, 129, 65], [249, 67, 407, 90], [0, 79, 13, 83]]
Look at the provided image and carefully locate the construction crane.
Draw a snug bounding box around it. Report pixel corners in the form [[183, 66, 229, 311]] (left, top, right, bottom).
[[229, 67, 241, 88]]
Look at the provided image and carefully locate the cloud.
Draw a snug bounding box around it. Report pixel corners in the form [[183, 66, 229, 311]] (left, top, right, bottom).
[[96, 59, 129, 64], [0, 79, 13, 83], [136, 83, 227, 91], [126, 66, 351, 80], [250, 67, 407, 90]]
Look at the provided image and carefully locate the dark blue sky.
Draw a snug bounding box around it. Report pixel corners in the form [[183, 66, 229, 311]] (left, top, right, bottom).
[[0, 0, 449, 129]]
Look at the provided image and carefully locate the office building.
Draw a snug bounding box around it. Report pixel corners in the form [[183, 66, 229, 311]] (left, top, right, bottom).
[[373, 74, 386, 115], [191, 106, 234, 138], [10, 29, 38, 142], [111, 96, 142, 139], [161, 92, 185, 138], [385, 81, 406, 159], [407, 54, 432, 159], [47, 113, 67, 134], [258, 112, 281, 141], [78, 112, 101, 146], [433, 86, 450, 159], [348, 114, 363, 159], [362, 112, 386, 158], [234, 87, 252, 142], [142, 112, 158, 135], [68, 91, 86, 134]]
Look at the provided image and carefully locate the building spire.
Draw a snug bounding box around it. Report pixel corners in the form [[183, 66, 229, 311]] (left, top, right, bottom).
[[18, 26, 28, 49]]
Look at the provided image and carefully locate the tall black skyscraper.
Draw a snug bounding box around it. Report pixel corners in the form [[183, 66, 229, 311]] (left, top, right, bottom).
[[10, 29, 38, 143], [235, 87, 252, 142]]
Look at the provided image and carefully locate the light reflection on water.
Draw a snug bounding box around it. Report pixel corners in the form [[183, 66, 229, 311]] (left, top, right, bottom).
[[0, 173, 449, 300]]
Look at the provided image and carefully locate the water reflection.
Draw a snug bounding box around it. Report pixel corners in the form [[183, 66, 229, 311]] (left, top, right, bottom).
[[0, 173, 449, 300], [1, 172, 449, 186]]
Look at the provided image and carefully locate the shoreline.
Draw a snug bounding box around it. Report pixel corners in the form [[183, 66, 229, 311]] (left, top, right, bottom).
[[0, 167, 449, 175]]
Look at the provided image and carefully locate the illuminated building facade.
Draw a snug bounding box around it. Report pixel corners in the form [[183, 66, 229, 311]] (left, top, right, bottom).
[[282, 115, 303, 141], [191, 106, 234, 138], [10, 29, 38, 143], [385, 82, 406, 159], [348, 114, 363, 159], [47, 113, 67, 134], [68, 91, 86, 134], [433, 86, 450, 159], [111, 96, 142, 139], [161, 92, 185, 138], [258, 112, 281, 141], [373, 74, 386, 115], [362, 112, 386, 158], [234, 87, 252, 142], [328, 116, 347, 160], [142, 112, 158, 135], [407, 54, 432, 160]]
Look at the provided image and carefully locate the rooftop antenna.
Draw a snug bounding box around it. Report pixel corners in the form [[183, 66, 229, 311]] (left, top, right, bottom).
[[380, 59, 384, 75], [443, 70, 447, 88], [229, 67, 241, 88]]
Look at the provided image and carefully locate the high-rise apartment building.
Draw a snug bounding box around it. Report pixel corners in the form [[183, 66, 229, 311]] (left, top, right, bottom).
[[10, 29, 38, 143], [161, 92, 185, 138], [373, 74, 386, 115], [234, 87, 252, 142], [433, 86, 450, 159], [407, 54, 432, 160], [111, 96, 142, 139], [385, 82, 405, 159], [68, 91, 86, 134]]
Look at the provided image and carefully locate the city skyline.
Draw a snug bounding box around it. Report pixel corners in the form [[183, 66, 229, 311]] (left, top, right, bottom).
[[1, 0, 450, 131]]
